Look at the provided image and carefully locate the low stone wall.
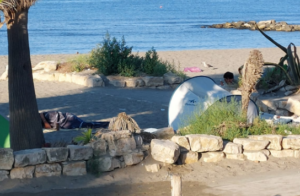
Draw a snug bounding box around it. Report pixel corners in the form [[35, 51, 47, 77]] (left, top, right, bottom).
[[203, 20, 300, 32], [0, 130, 149, 181], [150, 134, 300, 165]]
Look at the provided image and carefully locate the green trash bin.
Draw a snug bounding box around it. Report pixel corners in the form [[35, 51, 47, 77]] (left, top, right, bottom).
[[0, 115, 10, 148]]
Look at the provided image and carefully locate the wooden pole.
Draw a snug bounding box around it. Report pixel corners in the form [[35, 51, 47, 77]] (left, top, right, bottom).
[[171, 174, 182, 196]]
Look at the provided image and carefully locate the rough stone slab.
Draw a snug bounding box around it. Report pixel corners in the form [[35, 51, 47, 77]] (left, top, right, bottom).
[[0, 170, 9, 181], [86, 139, 107, 157], [157, 85, 172, 90], [136, 79, 145, 87], [62, 161, 86, 176], [276, 101, 287, 109], [171, 136, 190, 151], [223, 142, 242, 154], [151, 139, 180, 164], [225, 153, 245, 161], [270, 150, 294, 158], [44, 147, 68, 163], [72, 74, 89, 86], [261, 149, 271, 156], [285, 97, 300, 116], [88, 156, 120, 172], [163, 72, 183, 85], [125, 78, 138, 88], [243, 151, 268, 162], [0, 65, 8, 80], [109, 80, 126, 87], [100, 130, 136, 156], [32, 61, 58, 72], [67, 145, 93, 161], [10, 166, 35, 179], [282, 135, 300, 150], [142, 76, 164, 87], [0, 148, 14, 170], [276, 109, 291, 116], [180, 151, 199, 164], [186, 134, 223, 152], [248, 135, 282, 150], [202, 152, 224, 163], [233, 138, 269, 151], [86, 76, 105, 87], [124, 151, 144, 166], [145, 164, 161, 173], [35, 163, 62, 178], [152, 127, 175, 139], [14, 149, 46, 168]]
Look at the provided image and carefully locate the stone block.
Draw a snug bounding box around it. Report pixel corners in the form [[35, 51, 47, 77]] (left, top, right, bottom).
[[233, 138, 269, 151], [44, 147, 68, 163], [0, 170, 9, 181], [261, 149, 271, 156], [72, 74, 88, 86], [125, 78, 138, 88], [88, 156, 121, 172], [14, 149, 46, 168], [152, 127, 175, 139], [282, 135, 300, 150], [248, 135, 282, 150], [100, 130, 136, 156], [223, 142, 242, 154], [109, 80, 126, 87], [86, 76, 105, 87], [124, 150, 144, 166], [163, 72, 183, 85], [142, 76, 164, 87], [294, 150, 300, 158], [62, 161, 87, 176], [180, 151, 199, 164], [0, 148, 14, 170], [186, 134, 223, 152], [136, 79, 145, 87], [171, 136, 190, 151], [65, 73, 73, 83], [145, 164, 161, 173], [202, 152, 224, 163], [225, 153, 245, 161], [35, 163, 62, 178], [243, 151, 268, 161], [270, 150, 294, 158], [255, 99, 268, 112], [58, 73, 67, 82], [32, 61, 58, 72], [285, 98, 300, 116], [276, 109, 291, 116], [261, 99, 277, 111], [86, 139, 107, 157], [10, 166, 35, 179], [134, 135, 143, 149], [67, 145, 93, 161], [151, 139, 180, 164]]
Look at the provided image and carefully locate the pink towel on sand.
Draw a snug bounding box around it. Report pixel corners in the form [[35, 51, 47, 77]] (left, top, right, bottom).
[[184, 67, 202, 72]]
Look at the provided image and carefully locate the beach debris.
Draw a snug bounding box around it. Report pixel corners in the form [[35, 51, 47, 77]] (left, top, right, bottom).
[[108, 112, 141, 133], [202, 62, 213, 68], [183, 67, 202, 72], [0, 65, 8, 81], [145, 164, 161, 173]]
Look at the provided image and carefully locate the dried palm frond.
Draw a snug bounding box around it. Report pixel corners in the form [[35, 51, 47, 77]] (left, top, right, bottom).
[[241, 50, 264, 114], [108, 112, 141, 132], [0, 0, 37, 22]]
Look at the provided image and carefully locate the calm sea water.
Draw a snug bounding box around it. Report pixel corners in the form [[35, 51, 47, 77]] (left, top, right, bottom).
[[0, 0, 300, 55]]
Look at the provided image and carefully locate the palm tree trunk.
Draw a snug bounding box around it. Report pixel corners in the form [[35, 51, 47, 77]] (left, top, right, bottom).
[[6, 9, 45, 150]]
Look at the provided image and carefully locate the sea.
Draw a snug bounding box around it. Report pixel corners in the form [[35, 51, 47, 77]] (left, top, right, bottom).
[[0, 0, 300, 55]]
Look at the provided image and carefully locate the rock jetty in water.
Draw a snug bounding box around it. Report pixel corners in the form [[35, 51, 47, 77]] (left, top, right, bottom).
[[202, 20, 300, 32]]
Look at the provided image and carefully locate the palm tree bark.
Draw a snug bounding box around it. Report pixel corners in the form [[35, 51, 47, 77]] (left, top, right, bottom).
[[6, 9, 45, 150]]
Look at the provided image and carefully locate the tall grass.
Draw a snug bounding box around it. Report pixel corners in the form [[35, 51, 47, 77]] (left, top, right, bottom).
[[179, 98, 300, 141]]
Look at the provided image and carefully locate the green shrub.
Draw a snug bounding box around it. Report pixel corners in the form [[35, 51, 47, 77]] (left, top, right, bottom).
[[69, 54, 90, 72], [179, 98, 300, 141], [74, 128, 93, 145]]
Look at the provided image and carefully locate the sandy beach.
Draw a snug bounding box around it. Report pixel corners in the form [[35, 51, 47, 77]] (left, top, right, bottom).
[[1, 47, 300, 196]]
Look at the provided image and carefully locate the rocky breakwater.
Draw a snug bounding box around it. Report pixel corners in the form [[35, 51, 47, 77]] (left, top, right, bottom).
[[204, 20, 300, 32]]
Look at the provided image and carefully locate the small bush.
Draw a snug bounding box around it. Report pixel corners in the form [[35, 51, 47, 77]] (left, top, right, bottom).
[[74, 128, 93, 145], [69, 54, 90, 72]]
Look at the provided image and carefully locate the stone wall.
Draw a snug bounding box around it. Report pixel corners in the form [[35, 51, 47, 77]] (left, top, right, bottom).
[[150, 134, 300, 165], [0, 130, 149, 181]]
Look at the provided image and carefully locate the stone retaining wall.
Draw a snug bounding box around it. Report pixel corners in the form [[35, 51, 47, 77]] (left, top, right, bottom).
[[151, 134, 300, 165], [0, 130, 149, 181]]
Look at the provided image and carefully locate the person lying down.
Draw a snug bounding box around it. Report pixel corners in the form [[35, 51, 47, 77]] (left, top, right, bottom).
[[40, 111, 109, 130]]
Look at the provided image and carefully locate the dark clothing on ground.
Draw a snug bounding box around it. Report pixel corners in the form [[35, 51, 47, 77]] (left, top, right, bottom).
[[42, 111, 109, 129]]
